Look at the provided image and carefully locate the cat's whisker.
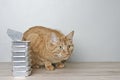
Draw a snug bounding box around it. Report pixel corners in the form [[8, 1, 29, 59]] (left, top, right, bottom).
[[57, 53, 62, 58]]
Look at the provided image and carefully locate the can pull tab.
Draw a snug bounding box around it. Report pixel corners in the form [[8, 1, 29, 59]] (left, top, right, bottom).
[[7, 29, 23, 41]]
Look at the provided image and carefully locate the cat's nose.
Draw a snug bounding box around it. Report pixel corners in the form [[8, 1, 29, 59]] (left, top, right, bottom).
[[65, 52, 69, 55], [63, 50, 68, 54]]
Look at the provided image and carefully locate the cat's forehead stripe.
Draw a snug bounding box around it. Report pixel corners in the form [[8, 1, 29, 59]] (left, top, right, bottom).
[[60, 38, 67, 45]]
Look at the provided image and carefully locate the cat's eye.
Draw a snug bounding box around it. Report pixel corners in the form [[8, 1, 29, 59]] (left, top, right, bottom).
[[59, 46, 63, 49], [68, 45, 71, 48]]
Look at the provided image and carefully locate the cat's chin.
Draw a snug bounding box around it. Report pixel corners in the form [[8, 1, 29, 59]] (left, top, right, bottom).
[[54, 56, 68, 61], [63, 57, 69, 60]]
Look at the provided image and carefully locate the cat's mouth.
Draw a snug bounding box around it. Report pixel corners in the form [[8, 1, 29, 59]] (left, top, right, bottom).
[[62, 55, 70, 59], [63, 56, 69, 60], [55, 54, 68, 59], [54, 52, 70, 60]]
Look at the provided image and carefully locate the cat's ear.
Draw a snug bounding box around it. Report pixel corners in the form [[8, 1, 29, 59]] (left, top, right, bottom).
[[50, 32, 58, 44], [66, 31, 74, 41]]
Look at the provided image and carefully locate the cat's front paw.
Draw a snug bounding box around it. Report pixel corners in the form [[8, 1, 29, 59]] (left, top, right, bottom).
[[45, 65, 55, 71], [56, 63, 65, 69]]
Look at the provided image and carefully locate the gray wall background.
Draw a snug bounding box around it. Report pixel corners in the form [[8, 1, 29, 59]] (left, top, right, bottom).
[[0, 0, 120, 62]]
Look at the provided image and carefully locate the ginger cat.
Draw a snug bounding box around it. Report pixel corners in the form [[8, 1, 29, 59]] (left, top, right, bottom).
[[22, 26, 74, 70]]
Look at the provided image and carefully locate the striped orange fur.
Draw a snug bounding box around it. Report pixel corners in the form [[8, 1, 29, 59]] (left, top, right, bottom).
[[22, 26, 74, 70]]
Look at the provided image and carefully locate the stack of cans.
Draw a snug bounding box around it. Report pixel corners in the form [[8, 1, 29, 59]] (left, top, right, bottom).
[[12, 41, 32, 77]]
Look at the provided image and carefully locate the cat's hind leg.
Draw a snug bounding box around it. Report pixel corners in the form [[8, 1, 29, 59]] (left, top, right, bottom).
[[32, 64, 40, 69]]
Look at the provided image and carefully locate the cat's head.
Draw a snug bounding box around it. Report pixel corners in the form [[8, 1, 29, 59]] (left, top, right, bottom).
[[47, 31, 74, 60]]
